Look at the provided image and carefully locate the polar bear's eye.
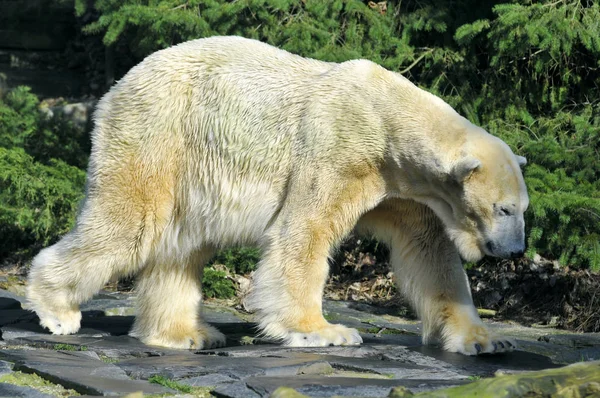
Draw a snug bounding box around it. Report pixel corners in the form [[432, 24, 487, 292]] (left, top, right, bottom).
[[494, 203, 513, 216]]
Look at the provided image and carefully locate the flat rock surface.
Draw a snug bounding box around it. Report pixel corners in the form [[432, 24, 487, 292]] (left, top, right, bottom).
[[0, 288, 598, 397], [0, 382, 55, 398]]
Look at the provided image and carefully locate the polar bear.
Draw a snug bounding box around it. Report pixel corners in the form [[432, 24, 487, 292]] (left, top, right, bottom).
[[27, 36, 528, 355]]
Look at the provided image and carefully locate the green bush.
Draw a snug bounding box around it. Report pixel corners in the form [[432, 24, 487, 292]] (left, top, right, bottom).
[[488, 108, 600, 270], [0, 87, 87, 261], [201, 247, 260, 299], [76, 0, 407, 69], [0, 87, 90, 169], [209, 247, 261, 275], [455, 2, 600, 270], [202, 267, 236, 299]]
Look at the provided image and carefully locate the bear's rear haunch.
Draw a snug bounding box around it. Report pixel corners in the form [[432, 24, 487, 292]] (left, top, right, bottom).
[[26, 36, 528, 355]]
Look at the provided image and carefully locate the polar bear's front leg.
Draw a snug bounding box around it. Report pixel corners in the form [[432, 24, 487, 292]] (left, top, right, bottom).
[[248, 217, 363, 347], [356, 199, 516, 355], [246, 174, 384, 347]]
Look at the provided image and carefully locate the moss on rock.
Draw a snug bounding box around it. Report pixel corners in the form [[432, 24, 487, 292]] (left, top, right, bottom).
[[409, 360, 600, 398]]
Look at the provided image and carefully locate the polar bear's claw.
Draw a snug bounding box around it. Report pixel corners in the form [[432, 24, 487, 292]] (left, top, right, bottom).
[[472, 335, 516, 355], [444, 326, 517, 356]]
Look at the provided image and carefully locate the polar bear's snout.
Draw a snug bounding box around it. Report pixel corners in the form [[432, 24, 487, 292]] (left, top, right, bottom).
[[485, 213, 526, 259], [485, 240, 524, 259]]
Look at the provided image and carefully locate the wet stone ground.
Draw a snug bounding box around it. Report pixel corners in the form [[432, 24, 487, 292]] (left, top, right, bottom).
[[1, 287, 599, 397]]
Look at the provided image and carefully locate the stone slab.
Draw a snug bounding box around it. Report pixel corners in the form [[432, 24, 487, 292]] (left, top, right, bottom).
[[213, 381, 262, 398], [79, 314, 135, 336], [180, 373, 239, 386], [0, 312, 133, 338], [0, 298, 21, 311], [0, 309, 37, 327], [0, 383, 54, 398], [197, 344, 377, 358], [245, 375, 467, 397], [409, 344, 561, 376], [538, 333, 600, 348], [204, 305, 250, 324], [81, 299, 136, 316], [0, 361, 12, 377], [0, 289, 25, 304], [1, 329, 172, 359], [517, 339, 600, 365], [192, 335, 565, 378], [196, 344, 462, 379], [119, 352, 347, 380], [0, 350, 172, 396]]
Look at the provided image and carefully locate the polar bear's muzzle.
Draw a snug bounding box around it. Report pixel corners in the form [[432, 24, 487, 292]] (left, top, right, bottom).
[[484, 214, 526, 259], [485, 240, 524, 259]]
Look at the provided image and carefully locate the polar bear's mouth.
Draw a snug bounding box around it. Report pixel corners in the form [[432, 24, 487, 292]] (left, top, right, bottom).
[[485, 241, 496, 257], [485, 240, 524, 259]]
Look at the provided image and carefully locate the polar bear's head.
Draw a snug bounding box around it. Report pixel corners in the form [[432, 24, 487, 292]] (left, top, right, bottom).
[[420, 125, 529, 263]]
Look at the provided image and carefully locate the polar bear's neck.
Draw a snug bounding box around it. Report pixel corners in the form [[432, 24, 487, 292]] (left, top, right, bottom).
[[375, 71, 494, 201], [383, 76, 472, 164]]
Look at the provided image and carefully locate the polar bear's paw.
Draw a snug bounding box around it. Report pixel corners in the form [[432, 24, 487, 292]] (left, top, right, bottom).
[[439, 305, 516, 355], [134, 322, 226, 350], [38, 307, 82, 335], [196, 323, 227, 349], [284, 324, 363, 347], [27, 284, 82, 335], [442, 323, 516, 355]]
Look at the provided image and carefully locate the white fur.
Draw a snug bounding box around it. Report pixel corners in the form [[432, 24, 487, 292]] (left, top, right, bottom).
[[27, 36, 527, 354]]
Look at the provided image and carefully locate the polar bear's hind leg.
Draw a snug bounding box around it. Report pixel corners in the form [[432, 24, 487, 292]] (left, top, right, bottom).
[[130, 247, 226, 350], [26, 202, 152, 335], [26, 154, 173, 337]]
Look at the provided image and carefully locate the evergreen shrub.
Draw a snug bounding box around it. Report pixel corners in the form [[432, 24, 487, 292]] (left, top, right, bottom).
[[0, 87, 87, 260]]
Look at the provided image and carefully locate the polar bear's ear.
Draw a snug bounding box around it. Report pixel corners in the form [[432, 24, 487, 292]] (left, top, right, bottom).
[[516, 155, 527, 167], [452, 157, 481, 182]]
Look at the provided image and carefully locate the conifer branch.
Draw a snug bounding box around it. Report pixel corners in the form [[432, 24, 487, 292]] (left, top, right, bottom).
[[399, 49, 433, 74]]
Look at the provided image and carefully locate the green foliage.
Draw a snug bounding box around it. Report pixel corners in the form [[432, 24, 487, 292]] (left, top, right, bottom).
[[0, 87, 90, 169], [53, 344, 87, 351], [0, 87, 87, 260], [148, 375, 193, 393], [201, 247, 260, 299], [210, 247, 261, 274], [455, 1, 600, 270], [202, 267, 236, 299], [488, 107, 600, 270], [76, 0, 411, 69]]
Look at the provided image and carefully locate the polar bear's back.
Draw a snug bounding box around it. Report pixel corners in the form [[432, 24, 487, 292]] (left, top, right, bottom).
[[87, 37, 340, 247], [91, 37, 333, 170]]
